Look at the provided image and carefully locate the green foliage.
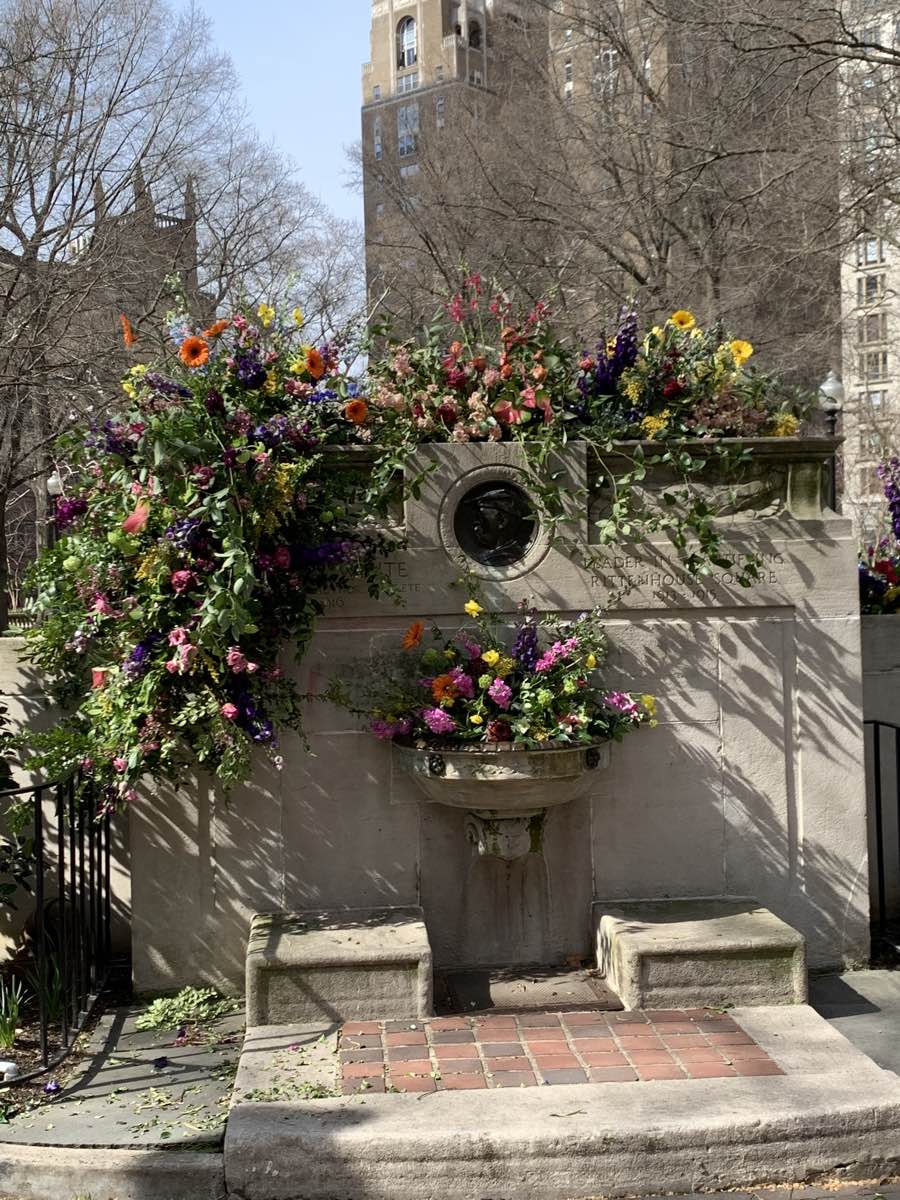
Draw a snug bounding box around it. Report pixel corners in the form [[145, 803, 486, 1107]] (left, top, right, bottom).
[[0, 975, 27, 1049], [134, 986, 239, 1032], [27, 955, 64, 1024]]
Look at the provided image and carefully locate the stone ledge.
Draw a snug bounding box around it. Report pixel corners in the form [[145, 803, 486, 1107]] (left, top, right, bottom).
[[0, 1145, 225, 1200], [224, 1007, 900, 1200], [594, 898, 807, 1009], [245, 906, 433, 1026]]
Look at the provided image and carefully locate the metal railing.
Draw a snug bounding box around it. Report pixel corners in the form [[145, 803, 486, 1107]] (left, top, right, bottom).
[[0, 775, 113, 1086], [864, 719, 900, 951]]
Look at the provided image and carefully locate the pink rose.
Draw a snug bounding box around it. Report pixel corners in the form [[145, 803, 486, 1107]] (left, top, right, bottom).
[[168, 627, 190, 646], [113, 758, 127, 772], [220, 703, 239, 721], [226, 647, 248, 673], [165, 659, 180, 674], [170, 570, 196, 594]]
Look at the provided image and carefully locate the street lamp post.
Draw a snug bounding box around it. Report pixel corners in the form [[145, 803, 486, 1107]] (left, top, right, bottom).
[[819, 371, 845, 512], [46, 469, 63, 549]]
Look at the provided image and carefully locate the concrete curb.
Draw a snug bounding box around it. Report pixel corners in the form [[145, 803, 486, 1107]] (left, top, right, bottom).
[[0, 1145, 225, 1200]]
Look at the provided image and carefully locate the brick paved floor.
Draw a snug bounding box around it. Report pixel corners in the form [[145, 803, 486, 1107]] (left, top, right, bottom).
[[339, 1008, 784, 1095]]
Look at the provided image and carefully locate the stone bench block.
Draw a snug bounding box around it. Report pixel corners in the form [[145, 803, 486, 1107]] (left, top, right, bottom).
[[594, 897, 807, 1010], [245, 906, 433, 1026]]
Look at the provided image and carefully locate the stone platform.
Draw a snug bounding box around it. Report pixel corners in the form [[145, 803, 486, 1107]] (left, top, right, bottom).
[[595, 898, 808, 1009], [226, 1004, 900, 1199], [245, 906, 433, 1026]]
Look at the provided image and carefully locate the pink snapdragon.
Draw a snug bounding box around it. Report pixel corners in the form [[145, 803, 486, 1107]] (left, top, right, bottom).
[[535, 637, 579, 673], [421, 707, 457, 736], [370, 717, 413, 740], [449, 666, 475, 700], [604, 691, 640, 717]]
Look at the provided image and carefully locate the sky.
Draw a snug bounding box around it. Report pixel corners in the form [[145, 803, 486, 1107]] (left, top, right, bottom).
[[208, 0, 370, 225]]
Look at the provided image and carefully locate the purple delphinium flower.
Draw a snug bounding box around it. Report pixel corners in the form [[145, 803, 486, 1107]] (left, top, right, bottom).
[[421, 707, 457, 736], [233, 352, 267, 390], [487, 678, 513, 709], [123, 641, 152, 680], [877, 458, 900, 541], [43, 1080, 61, 1095], [144, 372, 192, 399], [55, 497, 88, 531], [165, 516, 204, 550], [579, 309, 639, 402], [513, 617, 540, 671]]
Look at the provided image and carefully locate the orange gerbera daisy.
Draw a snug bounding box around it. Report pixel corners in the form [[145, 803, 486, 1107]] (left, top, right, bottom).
[[402, 621, 424, 650], [343, 399, 369, 425], [432, 673, 459, 704], [304, 348, 326, 380], [179, 336, 210, 369], [119, 314, 136, 348], [203, 318, 230, 339]]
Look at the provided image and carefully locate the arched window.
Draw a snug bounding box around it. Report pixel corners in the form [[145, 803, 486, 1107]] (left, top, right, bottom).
[[397, 17, 417, 69], [469, 21, 482, 50]]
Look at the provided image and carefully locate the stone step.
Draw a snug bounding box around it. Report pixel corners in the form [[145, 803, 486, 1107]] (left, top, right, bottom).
[[245, 906, 433, 1026], [594, 897, 807, 1010]]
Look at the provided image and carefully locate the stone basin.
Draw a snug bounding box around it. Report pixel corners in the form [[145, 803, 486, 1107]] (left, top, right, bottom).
[[393, 740, 611, 860]]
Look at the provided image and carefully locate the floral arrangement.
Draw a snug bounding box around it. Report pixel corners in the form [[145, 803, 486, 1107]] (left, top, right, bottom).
[[22, 304, 394, 800], [349, 601, 656, 749], [859, 458, 900, 615], [363, 275, 805, 444]]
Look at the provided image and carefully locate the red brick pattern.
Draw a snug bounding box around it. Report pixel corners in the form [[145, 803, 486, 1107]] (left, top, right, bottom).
[[339, 1009, 784, 1094]]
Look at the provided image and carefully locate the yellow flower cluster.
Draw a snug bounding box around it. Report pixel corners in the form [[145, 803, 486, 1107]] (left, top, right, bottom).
[[621, 371, 644, 405], [257, 303, 275, 328], [770, 412, 799, 437], [729, 339, 753, 366], [135, 548, 166, 582], [640, 410, 670, 439], [669, 310, 696, 331]]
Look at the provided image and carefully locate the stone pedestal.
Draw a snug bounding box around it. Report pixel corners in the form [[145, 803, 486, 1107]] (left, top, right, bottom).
[[594, 898, 808, 1010], [245, 907, 433, 1026]]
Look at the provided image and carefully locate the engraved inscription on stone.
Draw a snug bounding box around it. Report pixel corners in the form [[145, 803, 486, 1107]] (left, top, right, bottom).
[[453, 480, 537, 567]]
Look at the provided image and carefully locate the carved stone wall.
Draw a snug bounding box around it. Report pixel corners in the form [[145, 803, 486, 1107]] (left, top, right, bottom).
[[129, 440, 870, 992]]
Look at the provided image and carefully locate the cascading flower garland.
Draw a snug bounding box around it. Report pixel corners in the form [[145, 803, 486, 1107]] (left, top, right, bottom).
[[859, 457, 900, 615], [22, 305, 393, 802]]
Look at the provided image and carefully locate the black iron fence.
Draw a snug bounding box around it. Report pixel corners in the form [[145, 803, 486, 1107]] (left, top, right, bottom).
[[0, 774, 113, 1086], [864, 720, 900, 952]]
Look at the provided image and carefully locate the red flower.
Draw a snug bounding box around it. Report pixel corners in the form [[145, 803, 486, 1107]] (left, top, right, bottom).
[[119, 314, 136, 348]]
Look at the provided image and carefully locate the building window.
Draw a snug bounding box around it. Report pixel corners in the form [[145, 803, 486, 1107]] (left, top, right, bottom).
[[469, 21, 482, 49], [397, 71, 419, 94], [436, 95, 445, 128], [862, 390, 887, 411], [858, 274, 886, 305], [857, 236, 884, 266], [469, 69, 483, 86], [564, 57, 573, 83], [593, 46, 620, 93], [397, 16, 417, 69], [373, 84, 381, 101], [399, 162, 420, 179], [373, 118, 383, 161], [375, 201, 385, 219], [857, 312, 888, 344], [435, 65, 444, 81], [859, 350, 889, 381], [397, 102, 419, 158]]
